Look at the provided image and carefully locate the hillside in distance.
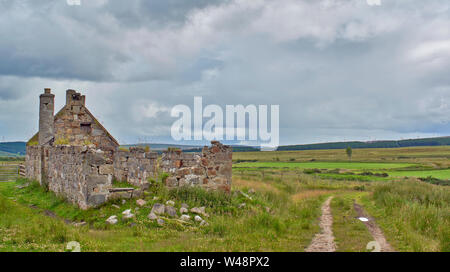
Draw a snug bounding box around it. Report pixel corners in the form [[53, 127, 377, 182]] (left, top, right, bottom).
[[277, 136, 450, 151], [0, 142, 26, 156], [1, 136, 449, 156]]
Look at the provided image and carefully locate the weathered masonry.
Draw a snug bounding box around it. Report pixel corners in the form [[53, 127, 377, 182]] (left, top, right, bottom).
[[161, 141, 232, 193], [25, 89, 232, 209]]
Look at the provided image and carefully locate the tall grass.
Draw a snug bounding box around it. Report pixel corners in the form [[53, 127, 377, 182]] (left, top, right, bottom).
[[367, 180, 450, 251]]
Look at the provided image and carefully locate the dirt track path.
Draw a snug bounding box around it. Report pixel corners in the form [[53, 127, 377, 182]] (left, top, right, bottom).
[[353, 203, 395, 252], [305, 197, 336, 252]]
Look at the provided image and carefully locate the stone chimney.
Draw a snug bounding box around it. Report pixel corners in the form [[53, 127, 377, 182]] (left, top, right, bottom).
[[39, 88, 55, 146], [66, 89, 85, 106]]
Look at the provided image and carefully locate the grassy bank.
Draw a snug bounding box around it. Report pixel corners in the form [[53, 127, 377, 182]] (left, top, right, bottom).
[[361, 181, 450, 252], [0, 177, 325, 252]]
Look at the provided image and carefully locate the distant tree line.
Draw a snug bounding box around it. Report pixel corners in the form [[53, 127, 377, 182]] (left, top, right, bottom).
[[277, 137, 450, 151]]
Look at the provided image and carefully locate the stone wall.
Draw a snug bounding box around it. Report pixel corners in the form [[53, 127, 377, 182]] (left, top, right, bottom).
[[25, 146, 43, 184], [26, 145, 115, 209], [25, 141, 232, 209], [113, 147, 158, 188], [161, 141, 232, 192], [47, 146, 114, 209], [54, 92, 118, 155]]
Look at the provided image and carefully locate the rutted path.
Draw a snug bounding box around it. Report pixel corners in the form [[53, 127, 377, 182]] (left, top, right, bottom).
[[353, 203, 395, 252], [305, 197, 336, 252]]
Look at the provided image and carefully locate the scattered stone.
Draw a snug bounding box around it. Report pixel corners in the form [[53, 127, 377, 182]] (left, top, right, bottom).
[[180, 214, 191, 221], [200, 220, 209, 227], [239, 203, 246, 209], [190, 207, 209, 217], [180, 207, 188, 214], [265, 206, 271, 213], [166, 200, 175, 206], [136, 199, 147, 207], [112, 204, 120, 209], [148, 212, 158, 220], [122, 209, 135, 220], [165, 205, 177, 217], [194, 215, 203, 222], [122, 199, 126, 205], [157, 218, 165, 226], [106, 215, 118, 225], [181, 203, 189, 209], [239, 191, 253, 200], [73, 221, 87, 227], [153, 196, 159, 201], [16, 183, 30, 189], [151, 203, 165, 215], [248, 188, 256, 194]]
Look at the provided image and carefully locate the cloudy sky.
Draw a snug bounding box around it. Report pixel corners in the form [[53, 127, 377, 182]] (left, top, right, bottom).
[[0, 0, 449, 145]]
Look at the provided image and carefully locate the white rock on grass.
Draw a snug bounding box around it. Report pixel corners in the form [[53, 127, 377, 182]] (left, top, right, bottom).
[[240, 191, 253, 200], [73, 222, 87, 227], [148, 212, 157, 220], [166, 200, 175, 206], [194, 215, 203, 222], [165, 206, 177, 217], [151, 203, 165, 215], [122, 209, 135, 220], [157, 218, 165, 226], [180, 215, 191, 222], [181, 203, 189, 209], [136, 199, 147, 207], [190, 207, 209, 217], [200, 220, 209, 227], [106, 215, 118, 225], [112, 204, 120, 209], [180, 207, 188, 214]]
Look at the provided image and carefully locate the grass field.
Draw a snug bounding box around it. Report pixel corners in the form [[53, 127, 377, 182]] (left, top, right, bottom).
[[233, 161, 419, 170], [0, 146, 449, 252]]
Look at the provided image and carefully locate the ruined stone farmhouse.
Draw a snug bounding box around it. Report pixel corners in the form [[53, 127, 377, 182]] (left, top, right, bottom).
[[25, 89, 232, 209]]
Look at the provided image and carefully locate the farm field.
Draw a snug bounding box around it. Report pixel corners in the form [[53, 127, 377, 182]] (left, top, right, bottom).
[[233, 161, 419, 170], [0, 145, 449, 252], [234, 146, 450, 181]]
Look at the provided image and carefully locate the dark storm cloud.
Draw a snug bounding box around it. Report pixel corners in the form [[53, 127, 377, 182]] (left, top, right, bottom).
[[0, 0, 449, 144]]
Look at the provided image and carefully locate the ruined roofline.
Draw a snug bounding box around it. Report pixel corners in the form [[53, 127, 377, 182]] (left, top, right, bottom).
[[27, 89, 120, 147]]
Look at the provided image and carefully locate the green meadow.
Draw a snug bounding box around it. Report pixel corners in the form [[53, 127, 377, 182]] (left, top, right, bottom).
[[0, 146, 449, 252]]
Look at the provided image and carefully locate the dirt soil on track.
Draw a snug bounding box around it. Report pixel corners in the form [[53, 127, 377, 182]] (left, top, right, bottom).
[[305, 197, 336, 252]]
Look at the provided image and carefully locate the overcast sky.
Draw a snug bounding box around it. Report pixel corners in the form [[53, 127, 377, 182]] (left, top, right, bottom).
[[0, 0, 449, 145]]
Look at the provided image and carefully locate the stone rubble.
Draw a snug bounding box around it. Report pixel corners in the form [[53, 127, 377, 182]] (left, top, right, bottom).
[[157, 218, 165, 226], [180, 215, 191, 222], [106, 215, 118, 225], [165, 206, 177, 217], [136, 199, 147, 207], [147, 212, 158, 220], [122, 209, 135, 220], [180, 207, 188, 214], [151, 203, 165, 215]]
